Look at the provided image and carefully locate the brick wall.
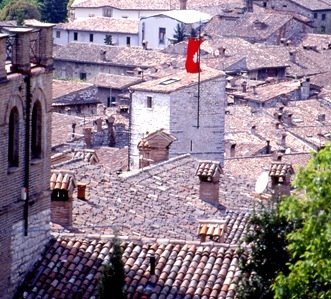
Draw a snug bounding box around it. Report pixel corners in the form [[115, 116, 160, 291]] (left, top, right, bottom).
[[0, 26, 53, 299]]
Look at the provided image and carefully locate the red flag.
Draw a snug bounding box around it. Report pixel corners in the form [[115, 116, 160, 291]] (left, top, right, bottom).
[[185, 37, 204, 73]]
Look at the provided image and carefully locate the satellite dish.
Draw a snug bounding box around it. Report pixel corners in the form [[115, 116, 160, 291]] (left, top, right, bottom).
[[255, 171, 269, 194]]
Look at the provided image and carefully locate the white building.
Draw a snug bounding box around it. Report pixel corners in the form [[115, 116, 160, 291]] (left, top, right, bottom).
[[69, 0, 174, 20], [53, 17, 139, 46], [129, 67, 226, 169], [139, 10, 212, 49]]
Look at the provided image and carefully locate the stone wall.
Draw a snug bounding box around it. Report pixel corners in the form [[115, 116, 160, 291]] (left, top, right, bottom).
[[130, 75, 226, 168]]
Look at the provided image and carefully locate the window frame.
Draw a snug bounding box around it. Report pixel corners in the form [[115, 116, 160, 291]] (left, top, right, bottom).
[[89, 33, 94, 42], [321, 13, 326, 21], [56, 30, 61, 38], [73, 32, 78, 41], [80, 72, 87, 81]]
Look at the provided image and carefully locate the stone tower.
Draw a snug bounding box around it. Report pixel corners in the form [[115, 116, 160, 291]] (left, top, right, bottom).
[[0, 24, 54, 298]]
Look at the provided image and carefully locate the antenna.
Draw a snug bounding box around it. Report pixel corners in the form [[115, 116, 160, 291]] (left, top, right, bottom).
[[255, 171, 269, 194]]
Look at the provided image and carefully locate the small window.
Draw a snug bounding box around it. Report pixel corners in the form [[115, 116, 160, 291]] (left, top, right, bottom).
[[8, 107, 19, 167], [31, 101, 42, 159], [104, 34, 112, 45], [103, 7, 112, 17], [56, 31, 61, 38], [74, 32, 78, 41], [126, 36, 131, 46], [322, 13, 326, 21], [263, 1, 267, 7], [314, 13, 318, 19], [80, 72, 87, 80], [321, 25, 326, 33], [89, 33, 94, 42], [159, 28, 166, 44], [147, 96, 152, 108]]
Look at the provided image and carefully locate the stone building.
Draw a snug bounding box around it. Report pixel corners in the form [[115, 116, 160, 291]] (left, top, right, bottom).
[[0, 24, 53, 298], [129, 67, 226, 169]]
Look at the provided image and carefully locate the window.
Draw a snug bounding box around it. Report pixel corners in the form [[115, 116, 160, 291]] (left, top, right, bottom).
[[104, 34, 112, 45], [126, 36, 131, 46], [8, 107, 19, 167], [89, 33, 94, 42], [74, 32, 78, 41], [141, 22, 145, 41], [159, 28, 166, 44], [322, 13, 326, 21], [147, 96, 152, 108], [31, 101, 42, 159], [314, 13, 318, 19], [80, 72, 87, 80], [103, 7, 112, 17], [56, 31, 61, 38], [321, 25, 326, 33]]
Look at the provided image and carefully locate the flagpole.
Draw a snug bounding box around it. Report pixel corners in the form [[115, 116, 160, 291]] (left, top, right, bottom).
[[196, 20, 201, 129]]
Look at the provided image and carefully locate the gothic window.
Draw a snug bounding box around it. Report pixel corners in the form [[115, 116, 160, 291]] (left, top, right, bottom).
[[31, 101, 42, 159], [8, 107, 19, 167]]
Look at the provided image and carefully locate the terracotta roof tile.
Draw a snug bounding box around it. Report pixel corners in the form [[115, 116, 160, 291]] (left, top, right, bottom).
[[269, 162, 294, 177], [196, 161, 223, 179]]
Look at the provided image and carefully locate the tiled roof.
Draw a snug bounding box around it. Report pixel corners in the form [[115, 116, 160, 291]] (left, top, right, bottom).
[[93, 73, 143, 89], [301, 33, 331, 51], [71, 0, 246, 10], [50, 154, 256, 238], [205, 12, 298, 41], [288, 0, 331, 10], [18, 236, 245, 299], [53, 79, 93, 100], [269, 162, 295, 177], [129, 67, 224, 94], [196, 161, 223, 179], [50, 170, 76, 192], [55, 17, 139, 34], [138, 129, 177, 149], [53, 43, 182, 69]]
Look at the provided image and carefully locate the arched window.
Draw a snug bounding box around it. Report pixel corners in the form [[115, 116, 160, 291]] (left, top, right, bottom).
[[31, 101, 42, 159], [8, 107, 19, 167]]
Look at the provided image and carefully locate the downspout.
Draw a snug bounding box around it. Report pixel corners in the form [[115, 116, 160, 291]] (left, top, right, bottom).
[[23, 74, 31, 236], [127, 89, 134, 171]]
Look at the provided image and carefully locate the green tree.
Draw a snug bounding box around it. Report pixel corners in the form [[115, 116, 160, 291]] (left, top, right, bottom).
[[99, 236, 126, 299], [237, 203, 292, 299], [0, 0, 41, 24], [173, 23, 186, 44], [273, 144, 331, 299], [41, 0, 68, 23]]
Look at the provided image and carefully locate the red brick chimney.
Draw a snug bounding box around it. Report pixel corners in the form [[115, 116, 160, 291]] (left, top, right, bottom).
[[50, 170, 76, 226], [196, 161, 222, 205]]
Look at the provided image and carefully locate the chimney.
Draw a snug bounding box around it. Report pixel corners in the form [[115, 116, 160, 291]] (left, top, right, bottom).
[[275, 122, 281, 129], [0, 34, 7, 81], [196, 161, 222, 206], [50, 171, 76, 226], [317, 113, 326, 122], [94, 117, 103, 132], [289, 50, 296, 63], [269, 162, 294, 196], [8, 28, 32, 74], [83, 127, 93, 148], [251, 125, 257, 135], [300, 77, 310, 100], [29, 24, 54, 68], [242, 80, 247, 93], [230, 143, 236, 157], [246, 0, 253, 12], [279, 132, 287, 147], [179, 0, 187, 9], [107, 115, 116, 147], [284, 112, 293, 126]]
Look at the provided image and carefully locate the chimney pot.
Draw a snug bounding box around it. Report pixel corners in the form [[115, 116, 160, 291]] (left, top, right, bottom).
[[251, 125, 257, 134], [179, 0, 187, 9]]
